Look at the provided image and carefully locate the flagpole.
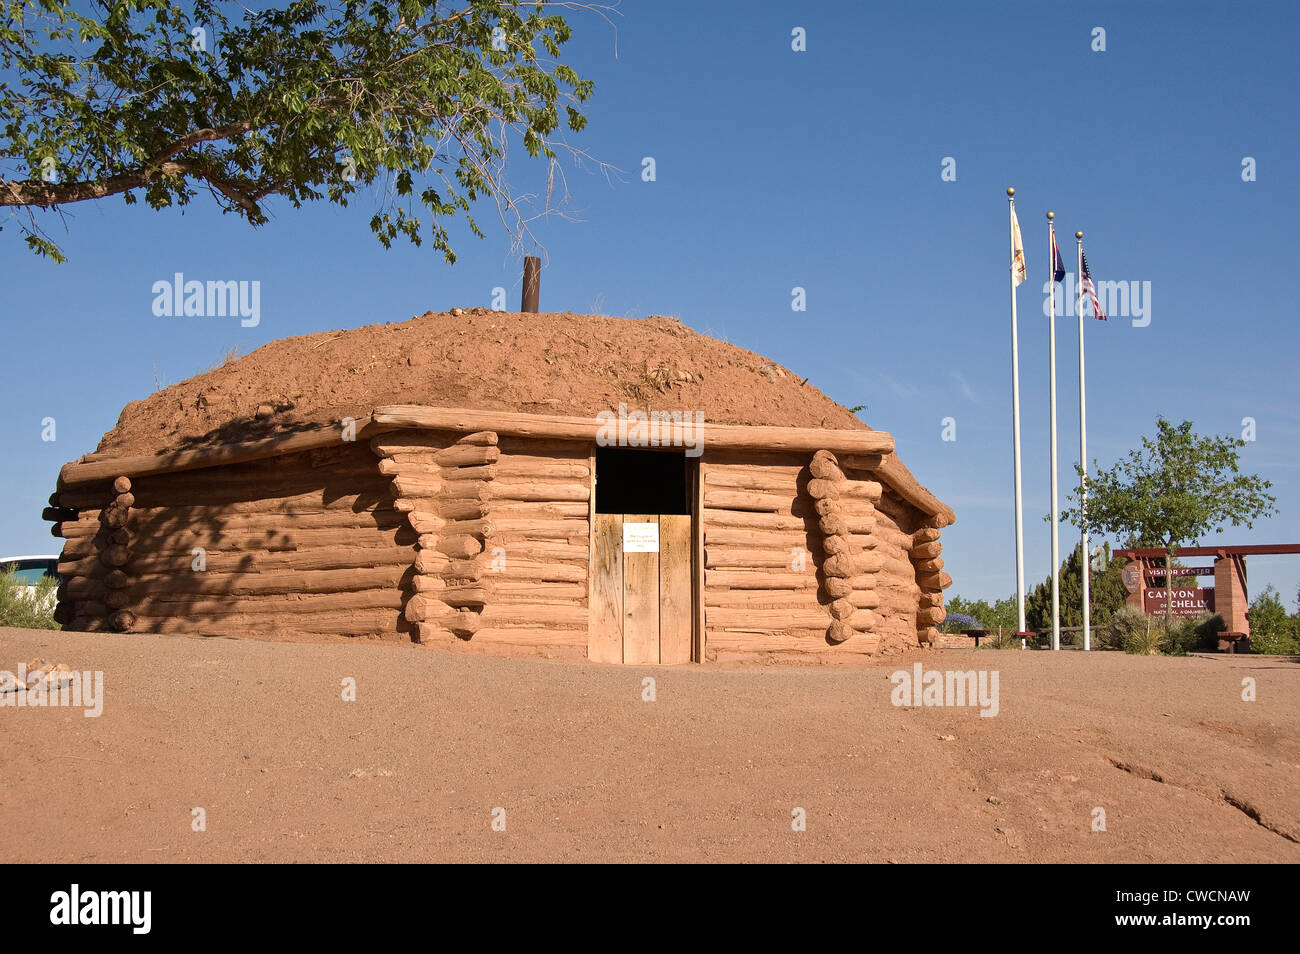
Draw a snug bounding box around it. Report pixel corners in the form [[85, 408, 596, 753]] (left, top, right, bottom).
[[1047, 211, 1061, 652], [1008, 188, 1027, 633], [1077, 231, 1091, 652]]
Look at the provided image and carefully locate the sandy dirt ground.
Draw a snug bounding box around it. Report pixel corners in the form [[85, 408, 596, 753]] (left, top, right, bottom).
[[1, 627, 1296, 863]]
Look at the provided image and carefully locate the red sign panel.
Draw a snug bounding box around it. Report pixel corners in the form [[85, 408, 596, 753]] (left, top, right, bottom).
[[1143, 587, 1216, 618]]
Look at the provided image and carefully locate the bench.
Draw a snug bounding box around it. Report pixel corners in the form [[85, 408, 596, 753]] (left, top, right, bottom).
[[1218, 632, 1251, 654]]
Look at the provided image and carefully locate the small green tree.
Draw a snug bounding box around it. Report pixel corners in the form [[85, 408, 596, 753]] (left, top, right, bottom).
[[1245, 585, 1300, 655], [1025, 543, 1129, 634], [1, 0, 600, 261], [1062, 418, 1277, 625]]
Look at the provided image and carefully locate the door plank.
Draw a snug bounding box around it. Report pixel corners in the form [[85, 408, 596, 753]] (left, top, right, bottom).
[[622, 513, 660, 665], [588, 512, 623, 663], [659, 513, 692, 665]]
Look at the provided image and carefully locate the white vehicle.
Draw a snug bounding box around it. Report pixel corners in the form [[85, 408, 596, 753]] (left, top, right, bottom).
[[1, 554, 60, 605]]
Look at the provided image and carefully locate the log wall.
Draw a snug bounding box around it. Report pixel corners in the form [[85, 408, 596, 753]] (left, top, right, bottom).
[[48, 431, 949, 661], [51, 442, 414, 640], [371, 431, 591, 659]]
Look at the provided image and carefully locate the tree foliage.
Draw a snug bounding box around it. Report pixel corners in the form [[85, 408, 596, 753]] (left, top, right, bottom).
[[1025, 543, 1129, 635], [1246, 585, 1300, 655], [1061, 417, 1277, 622], [1, 0, 604, 261]]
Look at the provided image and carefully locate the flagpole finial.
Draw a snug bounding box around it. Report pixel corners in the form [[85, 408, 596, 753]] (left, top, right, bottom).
[[1046, 211, 1055, 221], [1006, 187, 1015, 197], [1076, 231, 1084, 239]]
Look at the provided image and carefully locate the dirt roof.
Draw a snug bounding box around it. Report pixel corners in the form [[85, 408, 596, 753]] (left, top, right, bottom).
[[97, 310, 869, 458]]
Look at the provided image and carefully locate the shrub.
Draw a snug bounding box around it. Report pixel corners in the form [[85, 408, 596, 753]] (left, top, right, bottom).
[[0, 567, 58, 630], [940, 611, 980, 634], [1246, 586, 1300, 655]]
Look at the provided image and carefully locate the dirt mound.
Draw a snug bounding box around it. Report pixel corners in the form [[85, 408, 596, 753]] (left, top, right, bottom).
[[97, 311, 868, 458]]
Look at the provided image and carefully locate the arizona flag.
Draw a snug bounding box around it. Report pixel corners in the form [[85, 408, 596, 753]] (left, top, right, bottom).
[[1050, 229, 1066, 283], [1011, 207, 1027, 286], [1080, 249, 1108, 320]]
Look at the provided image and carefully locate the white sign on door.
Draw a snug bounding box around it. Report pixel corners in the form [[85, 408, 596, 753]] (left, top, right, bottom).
[[623, 522, 659, 553]]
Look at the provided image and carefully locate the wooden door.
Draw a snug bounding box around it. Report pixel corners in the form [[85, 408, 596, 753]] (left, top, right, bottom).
[[588, 513, 693, 664]]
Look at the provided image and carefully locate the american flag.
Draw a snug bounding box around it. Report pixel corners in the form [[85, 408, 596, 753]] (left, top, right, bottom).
[[1080, 250, 1107, 320]]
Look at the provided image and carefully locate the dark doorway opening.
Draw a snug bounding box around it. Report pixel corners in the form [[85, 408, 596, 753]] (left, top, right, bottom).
[[595, 447, 690, 515]]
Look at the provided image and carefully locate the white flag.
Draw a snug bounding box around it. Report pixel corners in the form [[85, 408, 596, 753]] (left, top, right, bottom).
[[1010, 206, 1027, 287]]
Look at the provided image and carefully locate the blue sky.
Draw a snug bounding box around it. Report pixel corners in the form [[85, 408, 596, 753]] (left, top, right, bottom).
[[3, 0, 1299, 608]]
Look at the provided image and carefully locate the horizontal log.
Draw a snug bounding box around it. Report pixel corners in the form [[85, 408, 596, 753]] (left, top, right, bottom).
[[373, 404, 895, 456], [487, 518, 588, 538], [465, 628, 585, 647], [917, 626, 940, 644], [52, 520, 94, 539], [917, 571, 954, 591], [480, 603, 587, 627], [702, 508, 805, 531], [404, 594, 480, 632], [827, 620, 852, 643], [495, 459, 589, 480], [129, 526, 413, 553], [703, 527, 811, 549], [848, 610, 882, 631], [476, 541, 586, 564], [42, 507, 78, 524], [128, 588, 405, 617], [706, 570, 816, 590], [408, 512, 444, 534], [817, 515, 846, 537], [436, 499, 488, 521], [132, 608, 409, 637], [434, 444, 500, 468], [808, 451, 842, 481], [439, 586, 489, 607], [105, 589, 131, 610], [126, 507, 406, 535], [849, 590, 881, 609], [705, 547, 810, 569], [872, 454, 954, 527], [123, 565, 406, 597], [122, 491, 392, 517], [920, 590, 945, 607], [805, 478, 838, 500], [703, 488, 795, 514], [67, 544, 414, 577], [822, 534, 850, 556], [488, 501, 589, 518], [411, 573, 445, 592], [380, 459, 498, 480], [707, 631, 881, 656], [914, 556, 944, 574], [59, 419, 385, 487], [910, 541, 943, 560], [490, 480, 589, 503], [917, 606, 946, 625], [845, 569, 884, 589], [704, 469, 800, 494], [704, 589, 817, 608], [392, 474, 443, 498], [436, 534, 483, 559], [828, 598, 854, 620], [822, 577, 851, 599], [437, 558, 586, 585], [913, 528, 942, 545], [705, 608, 834, 629], [821, 554, 857, 578]]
